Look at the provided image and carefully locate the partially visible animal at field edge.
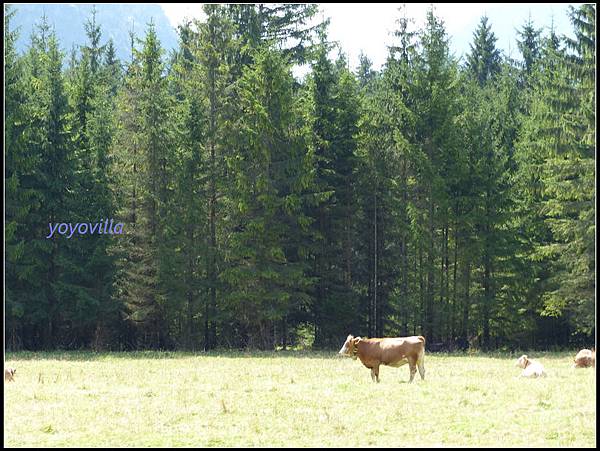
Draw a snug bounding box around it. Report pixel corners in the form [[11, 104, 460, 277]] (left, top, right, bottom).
[[5, 367, 16, 382], [573, 348, 596, 368], [338, 334, 426, 383], [515, 355, 547, 378]]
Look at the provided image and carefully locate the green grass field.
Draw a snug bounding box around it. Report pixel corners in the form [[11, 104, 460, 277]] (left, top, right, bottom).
[[4, 351, 596, 447]]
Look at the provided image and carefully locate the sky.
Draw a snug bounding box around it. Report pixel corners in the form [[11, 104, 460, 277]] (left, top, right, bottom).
[[160, 3, 580, 73]]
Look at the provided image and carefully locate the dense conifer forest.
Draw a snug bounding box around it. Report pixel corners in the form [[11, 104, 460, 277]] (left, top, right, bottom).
[[4, 4, 595, 351]]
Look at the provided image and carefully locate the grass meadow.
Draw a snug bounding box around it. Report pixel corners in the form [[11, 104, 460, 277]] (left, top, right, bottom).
[[4, 351, 596, 447]]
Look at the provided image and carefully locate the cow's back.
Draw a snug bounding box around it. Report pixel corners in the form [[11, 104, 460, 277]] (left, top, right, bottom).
[[381, 336, 424, 365]]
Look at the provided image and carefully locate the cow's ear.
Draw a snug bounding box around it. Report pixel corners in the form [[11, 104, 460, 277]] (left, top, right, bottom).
[[353, 337, 362, 344]]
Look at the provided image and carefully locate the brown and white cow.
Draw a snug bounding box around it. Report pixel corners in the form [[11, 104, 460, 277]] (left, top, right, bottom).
[[515, 355, 547, 378], [338, 335, 426, 383], [573, 348, 595, 368]]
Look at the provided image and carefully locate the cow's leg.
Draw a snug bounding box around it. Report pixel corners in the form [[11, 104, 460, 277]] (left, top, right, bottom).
[[408, 357, 417, 383], [371, 365, 380, 383]]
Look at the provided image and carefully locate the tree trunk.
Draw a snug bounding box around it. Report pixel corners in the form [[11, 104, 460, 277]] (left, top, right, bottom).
[[451, 226, 458, 340], [208, 47, 218, 350], [444, 224, 450, 342], [282, 316, 287, 350], [204, 286, 210, 351], [483, 252, 491, 350], [482, 189, 492, 350], [419, 246, 424, 334], [373, 187, 378, 337], [462, 260, 470, 342], [427, 197, 434, 342], [401, 237, 408, 336], [439, 228, 445, 339]]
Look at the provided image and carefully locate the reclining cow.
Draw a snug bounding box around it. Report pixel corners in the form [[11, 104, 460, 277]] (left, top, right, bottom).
[[573, 348, 595, 368], [515, 355, 547, 378], [338, 334, 426, 383]]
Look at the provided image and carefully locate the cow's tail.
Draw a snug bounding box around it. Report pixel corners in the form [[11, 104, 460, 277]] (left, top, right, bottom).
[[417, 336, 426, 361], [416, 336, 426, 380]]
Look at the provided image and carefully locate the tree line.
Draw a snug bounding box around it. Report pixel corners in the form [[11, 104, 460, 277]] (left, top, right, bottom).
[[5, 4, 595, 351]]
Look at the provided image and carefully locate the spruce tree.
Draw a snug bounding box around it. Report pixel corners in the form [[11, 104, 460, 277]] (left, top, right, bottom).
[[221, 48, 314, 349], [538, 4, 595, 335], [193, 4, 238, 349], [305, 36, 361, 347], [410, 8, 460, 342], [18, 19, 74, 348], [5, 5, 35, 349], [466, 15, 502, 86], [112, 23, 174, 348], [516, 16, 543, 85]]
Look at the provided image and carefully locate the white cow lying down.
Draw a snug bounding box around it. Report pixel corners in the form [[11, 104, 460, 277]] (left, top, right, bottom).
[[516, 355, 547, 378]]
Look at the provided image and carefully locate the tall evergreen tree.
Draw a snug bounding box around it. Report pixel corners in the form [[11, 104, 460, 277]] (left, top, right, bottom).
[[5, 5, 35, 349], [516, 16, 543, 84], [538, 4, 595, 335], [193, 4, 238, 349], [60, 9, 120, 348], [514, 24, 574, 346], [306, 38, 361, 347], [19, 19, 75, 348], [410, 8, 460, 342], [161, 20, 208, 350], [112, 23, 174, 348], [466, 15, 502, 86], [221, 48, 314, 349]]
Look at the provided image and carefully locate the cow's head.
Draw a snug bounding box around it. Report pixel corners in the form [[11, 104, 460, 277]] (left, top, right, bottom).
[[515, 355, 529, 369], [338, 335, 361, 358]]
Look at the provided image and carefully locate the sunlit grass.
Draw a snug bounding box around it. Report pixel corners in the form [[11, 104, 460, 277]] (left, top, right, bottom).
[[4, 351, 596, 447]]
